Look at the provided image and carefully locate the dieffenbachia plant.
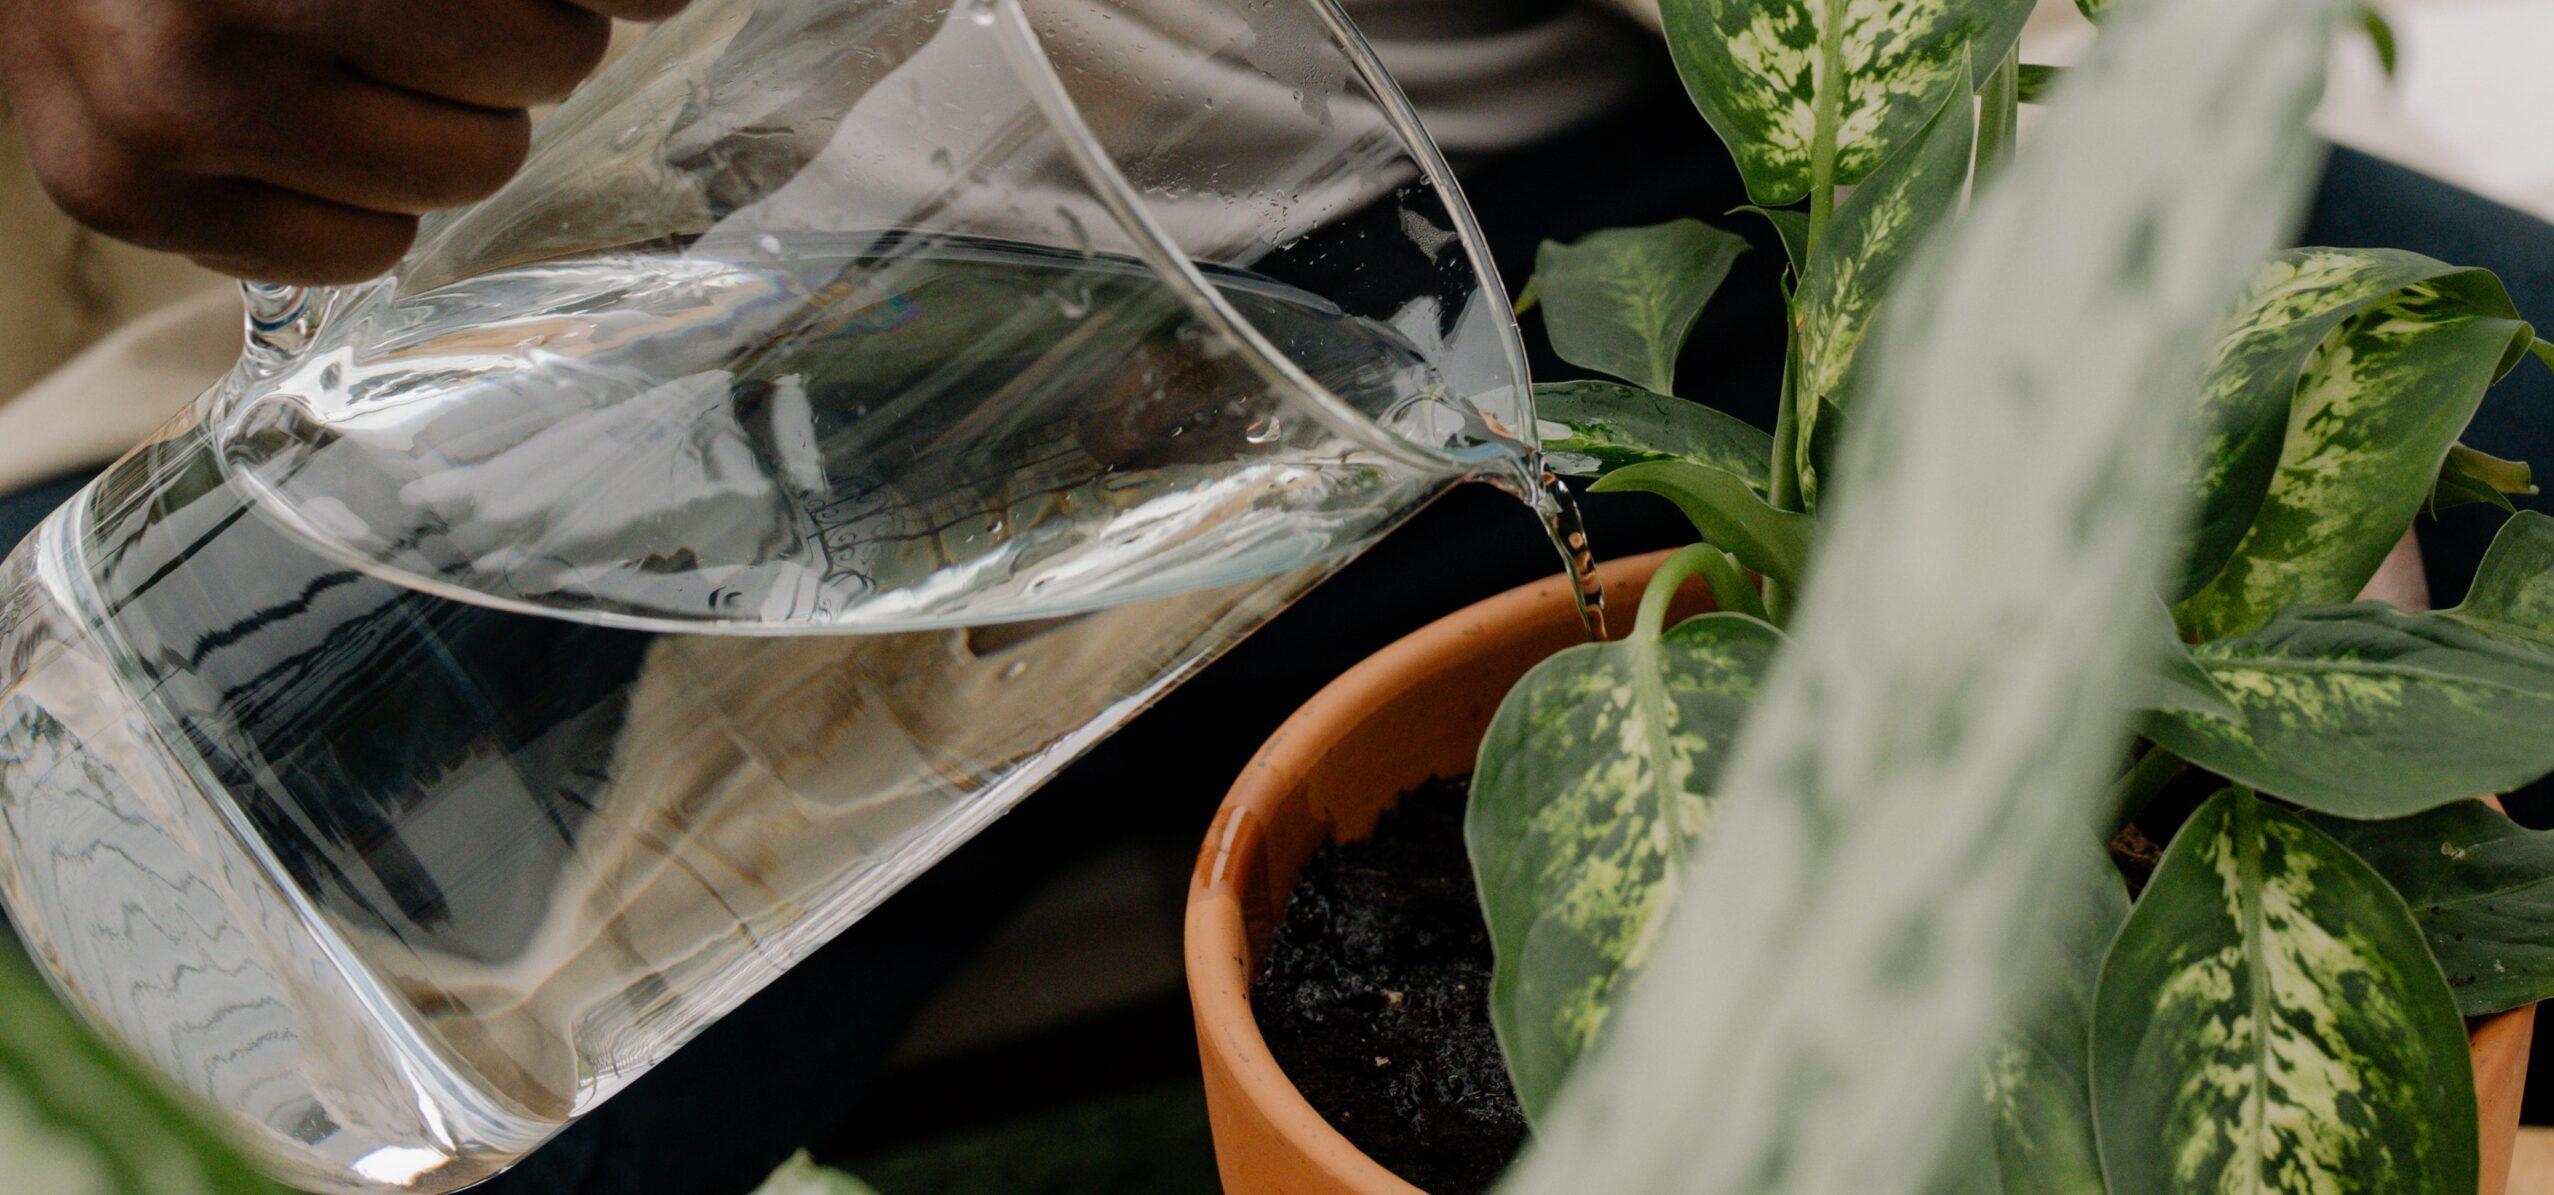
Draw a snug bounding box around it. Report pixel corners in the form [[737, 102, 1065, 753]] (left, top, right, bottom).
[[1471, 0, 2554, 1190]]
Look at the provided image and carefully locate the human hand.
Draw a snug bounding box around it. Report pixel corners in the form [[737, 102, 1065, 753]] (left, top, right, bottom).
[[0, 0, 688, 283]]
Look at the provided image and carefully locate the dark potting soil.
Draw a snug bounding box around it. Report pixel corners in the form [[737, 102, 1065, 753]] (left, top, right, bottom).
[[1250, 776, 1527, 1195]]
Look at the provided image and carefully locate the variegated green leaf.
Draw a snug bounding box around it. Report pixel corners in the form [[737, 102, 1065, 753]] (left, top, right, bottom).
[[750, 1153, 882, 1195], [1592, 461, 1817, 588], [1980, 839, 2126, 1195], [2174, 249, 2480, 599], [2016, 63, 2066, 104], [1496, 0, 2348, 1185], [2144, 604, 2554, 817], [1533, 381, 1773, 491], [2177, 262, 2537, 636], [1658, 0, 2033, 207], [2447, 510, 2554, 649], [1469, 611, 1783, 1117], [2091, 790, 2476, 1195], [2432, 443, 2538, 513], [1533, 220, 1749, 394], [2306, 800, 2554, 1015], [0, 950, 281, 1195], [1793, 79, 1975, 507]]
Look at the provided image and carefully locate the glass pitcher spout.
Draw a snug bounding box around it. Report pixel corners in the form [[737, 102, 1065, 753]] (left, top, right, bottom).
[[0, 2, 1539, 1191]]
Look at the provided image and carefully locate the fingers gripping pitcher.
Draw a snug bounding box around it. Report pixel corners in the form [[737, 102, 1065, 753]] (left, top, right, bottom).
[[0, 0, 1586, 1189]]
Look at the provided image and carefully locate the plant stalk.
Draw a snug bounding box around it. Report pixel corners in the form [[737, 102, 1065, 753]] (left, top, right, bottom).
[[1695, 548, 1770, 622], [1803, 0, 1846, 250], [2106, 742, 2187, 831], [1779, 0, 1842, 624], [1762, 335, 1806, 624], [1977, 48, 2021, 183], [1636, 543, 1735, 640]]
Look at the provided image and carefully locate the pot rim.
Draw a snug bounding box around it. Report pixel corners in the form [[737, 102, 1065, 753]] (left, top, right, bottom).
[[1184, 551, 1678, 1194]]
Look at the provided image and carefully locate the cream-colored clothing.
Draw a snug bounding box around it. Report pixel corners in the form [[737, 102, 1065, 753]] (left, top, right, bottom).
[[0, 118, 237, 493], [0, 4, 1652, 494]]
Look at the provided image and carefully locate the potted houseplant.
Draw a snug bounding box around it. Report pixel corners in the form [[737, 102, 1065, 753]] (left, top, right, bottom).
[[1187, 0, 2554, 1191]]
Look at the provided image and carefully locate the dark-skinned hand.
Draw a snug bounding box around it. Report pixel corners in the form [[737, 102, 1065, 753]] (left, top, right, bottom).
[[0, 0, 691, 283]]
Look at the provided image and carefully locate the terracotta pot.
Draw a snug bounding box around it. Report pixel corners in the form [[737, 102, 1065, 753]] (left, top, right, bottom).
[[1184, 550, 2538, 1195]]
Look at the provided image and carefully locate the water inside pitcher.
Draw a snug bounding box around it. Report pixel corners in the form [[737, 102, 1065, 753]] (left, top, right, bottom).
[[0, 1, 1567, 1190]]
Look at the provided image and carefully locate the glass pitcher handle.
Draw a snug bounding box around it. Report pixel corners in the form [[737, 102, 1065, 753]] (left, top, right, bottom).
[[238, 282, 319, 382]]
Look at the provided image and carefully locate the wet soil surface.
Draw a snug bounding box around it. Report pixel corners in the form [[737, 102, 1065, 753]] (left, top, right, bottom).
[[1250, 777, 1526, 1194]]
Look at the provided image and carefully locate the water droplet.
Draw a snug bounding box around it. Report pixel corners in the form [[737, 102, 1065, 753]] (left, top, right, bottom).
[[1056, 286, 1092, 318], [963, 0, 997, 25], [755, 234, 783, 257], [997, 660, 1030, 682], [1244, 415, 1283, 445]]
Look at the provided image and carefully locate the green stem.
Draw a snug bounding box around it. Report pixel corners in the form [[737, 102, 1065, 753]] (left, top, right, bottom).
[[1977, 48, 2020, 184], [1636, 543, 1732, 640], [1762, 335, 1805, 624], [2105, 743, 2186, 832], [1806, 183, 1836, 261], [1770, 332, 1804, 511], [1803, 0, 1846, 252], [1772, 0, 1842, 626], [1694, 548, 1769, 622]]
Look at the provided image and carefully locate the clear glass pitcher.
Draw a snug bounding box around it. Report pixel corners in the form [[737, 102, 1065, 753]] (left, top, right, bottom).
[[0, 0, 1546, 1190]]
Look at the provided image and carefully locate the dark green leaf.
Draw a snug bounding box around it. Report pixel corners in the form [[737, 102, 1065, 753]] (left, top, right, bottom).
[[0, 950, 281, 1194], [1982, 840, 2125, 1194], [2142, 608, 2240, 722], [2077, 0, 2111, 20], [2447, 510, 2554, 650], [1532, 220, 1749, 394], [2143, 604, 2554, 817], [1794, 80, 1976, 507], [2016, 63, 2067, 103], [2431, 444, 2537, 514], [1533, 381, 1773, 491], [2177, 256, 2535, 636], [2092, 790, 2476, 1194], [1469, 613, 1782, 1117], [1731, 205, 1811, 274], [751, 1153, 882, 1194], [1592, 461, 1818, 588], [2306, 801, 2554, 1015], [1658, 0, 2034, 206]]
